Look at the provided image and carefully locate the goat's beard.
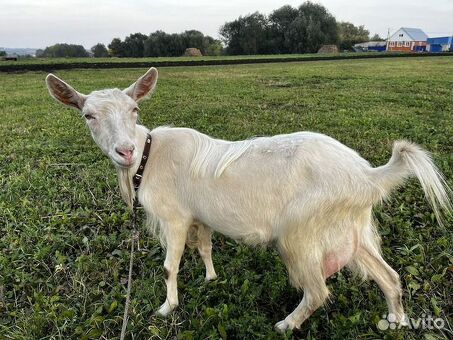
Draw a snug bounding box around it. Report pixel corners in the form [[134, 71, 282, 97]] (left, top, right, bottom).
[[117, 167, 135, 209]]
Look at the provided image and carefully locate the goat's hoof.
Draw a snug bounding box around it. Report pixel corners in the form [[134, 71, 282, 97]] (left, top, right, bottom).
[[205, 273, 218, 282], [155, 301, 177, 317], [274, 320, 292, 333], [395, 313, 409, 326], [399, 316, 409, 327]]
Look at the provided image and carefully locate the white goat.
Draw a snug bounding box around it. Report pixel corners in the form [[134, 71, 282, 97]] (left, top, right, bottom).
[[46, 67, 451, 332]]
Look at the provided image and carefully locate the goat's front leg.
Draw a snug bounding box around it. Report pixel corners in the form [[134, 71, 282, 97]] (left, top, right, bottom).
[[156, 222, 188, 317]]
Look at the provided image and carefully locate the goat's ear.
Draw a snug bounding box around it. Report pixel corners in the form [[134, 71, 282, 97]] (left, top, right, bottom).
[[46, 74, 86, 110], [124, 67, 158, 102]]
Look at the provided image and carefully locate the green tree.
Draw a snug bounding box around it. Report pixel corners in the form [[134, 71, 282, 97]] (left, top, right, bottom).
[[180, 30, 220, 55], [108, 38, 125, 57], [182, 30, 206, 52], [219, 19, 242, 55], [338, 22, 369, 50], [167, 33, 185, 56], [286, 2, 339, 53], [220, 12, 269, 55], [123, 33, 148, 57], [143, 30, 218, 57], [91, 43, 109, 57], [144, 31, 167, 57], [268, 5, 299, 53], [205, 41, 223, 56], [144, 31, 184, 57], [370, 33, 385, 41], [40, 44, 89, 58], [220, 1, 338, 55], [0, 50, 6, 57]]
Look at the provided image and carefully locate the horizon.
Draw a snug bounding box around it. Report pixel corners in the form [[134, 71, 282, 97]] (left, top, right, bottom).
[[1, 0, 453, 49]]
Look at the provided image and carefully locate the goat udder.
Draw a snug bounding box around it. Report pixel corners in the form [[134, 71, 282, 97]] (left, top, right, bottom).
[[323, 246, 356, 279]]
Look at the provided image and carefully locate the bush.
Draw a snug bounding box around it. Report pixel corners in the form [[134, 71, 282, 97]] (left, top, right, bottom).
[[205, 42, 223, 56], [39, 44, 89, 58], [91, 43, 109, 58]]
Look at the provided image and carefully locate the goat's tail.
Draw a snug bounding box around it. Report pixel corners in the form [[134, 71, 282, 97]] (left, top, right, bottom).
[[370, 140, 451, 226]]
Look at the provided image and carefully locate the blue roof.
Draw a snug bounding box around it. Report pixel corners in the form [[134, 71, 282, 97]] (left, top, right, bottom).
[[401, 27, 428, 41]]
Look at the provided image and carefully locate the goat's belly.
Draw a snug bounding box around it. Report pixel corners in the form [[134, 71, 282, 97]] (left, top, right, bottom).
[[192, 203, 276, 246], [187, 174, 303, 245]]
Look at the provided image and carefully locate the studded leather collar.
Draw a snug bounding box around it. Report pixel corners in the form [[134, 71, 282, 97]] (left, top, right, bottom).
[[133, 133, 152, 192]]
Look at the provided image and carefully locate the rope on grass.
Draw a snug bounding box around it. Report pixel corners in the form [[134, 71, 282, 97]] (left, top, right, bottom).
[[120, 203, 139, 340]]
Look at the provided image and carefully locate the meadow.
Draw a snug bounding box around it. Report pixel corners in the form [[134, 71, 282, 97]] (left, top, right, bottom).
[[0, 57, 452, 339], [3, 52, 450, 73], [0, 52, 375, 65]]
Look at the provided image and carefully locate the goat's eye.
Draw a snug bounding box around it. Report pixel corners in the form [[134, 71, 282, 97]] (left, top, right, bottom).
[[84, 114, 95, 120], [132, 107, 139, 114]]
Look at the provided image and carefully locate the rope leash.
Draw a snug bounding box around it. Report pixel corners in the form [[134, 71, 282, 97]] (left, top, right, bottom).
[[120, 200, 139, 340], [120, 133, 152, 339]]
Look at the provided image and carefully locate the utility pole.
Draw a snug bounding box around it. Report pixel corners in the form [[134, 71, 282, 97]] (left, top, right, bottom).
[[386, 28, 391, 51]]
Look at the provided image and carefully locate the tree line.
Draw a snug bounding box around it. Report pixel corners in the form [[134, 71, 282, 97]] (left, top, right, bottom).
[[35, 30, 221, 58], [107, 30, 222, 57], [36, 30, 221, 58], [35, 1, 380, 58]]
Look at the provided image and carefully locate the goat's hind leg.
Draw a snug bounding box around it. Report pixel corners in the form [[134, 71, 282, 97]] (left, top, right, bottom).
[[351, 245, 407, 324], [276, 243, 330, 332], [196, 224, 217, 281], [275, 219, 359, 332], [275, 281, 329, 332]]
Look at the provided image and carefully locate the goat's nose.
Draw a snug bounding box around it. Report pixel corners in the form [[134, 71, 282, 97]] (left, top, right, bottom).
[[115, 146, 135, 161]]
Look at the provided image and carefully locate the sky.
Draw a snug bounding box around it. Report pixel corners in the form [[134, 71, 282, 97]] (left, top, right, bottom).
[[1, 0, 453, 48]]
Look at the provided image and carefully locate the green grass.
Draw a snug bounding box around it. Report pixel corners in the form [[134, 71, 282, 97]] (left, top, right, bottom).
[[0, 57, 452, 339]]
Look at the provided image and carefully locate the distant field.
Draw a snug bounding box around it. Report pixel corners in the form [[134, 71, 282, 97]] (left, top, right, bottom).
[[0, 57, 452, 339], [0, 52, 372, 64], [2, 52, 452, 72]]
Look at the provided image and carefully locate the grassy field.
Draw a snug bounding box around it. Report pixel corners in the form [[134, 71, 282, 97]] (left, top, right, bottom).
[[0, 52, 370, 65], [4, 52, 450, 73], [0, 57, 452, 339]]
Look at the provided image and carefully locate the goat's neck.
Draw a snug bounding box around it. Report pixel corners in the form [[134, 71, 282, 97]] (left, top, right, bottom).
[[116, 124, 150, 208]]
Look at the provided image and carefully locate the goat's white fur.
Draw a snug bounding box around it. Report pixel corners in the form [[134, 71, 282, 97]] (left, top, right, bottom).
[[190, 132, 254, 178], [46, 67, 451, 333]]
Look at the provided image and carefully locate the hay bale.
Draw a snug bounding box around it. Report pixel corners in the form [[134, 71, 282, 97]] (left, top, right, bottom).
[[317, 45, 339, 54], [184, 48, 203, 57]]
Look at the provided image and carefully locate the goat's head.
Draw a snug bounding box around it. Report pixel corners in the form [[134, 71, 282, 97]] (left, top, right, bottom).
[[45, 67, 158, 168]]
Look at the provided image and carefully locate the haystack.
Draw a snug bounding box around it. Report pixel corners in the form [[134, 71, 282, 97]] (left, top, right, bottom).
[[317, 45, 339, 53], [184, 48, 203, 57]]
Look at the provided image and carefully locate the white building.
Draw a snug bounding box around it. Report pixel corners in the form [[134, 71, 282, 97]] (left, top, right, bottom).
[[387, 27, 428, 52]]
